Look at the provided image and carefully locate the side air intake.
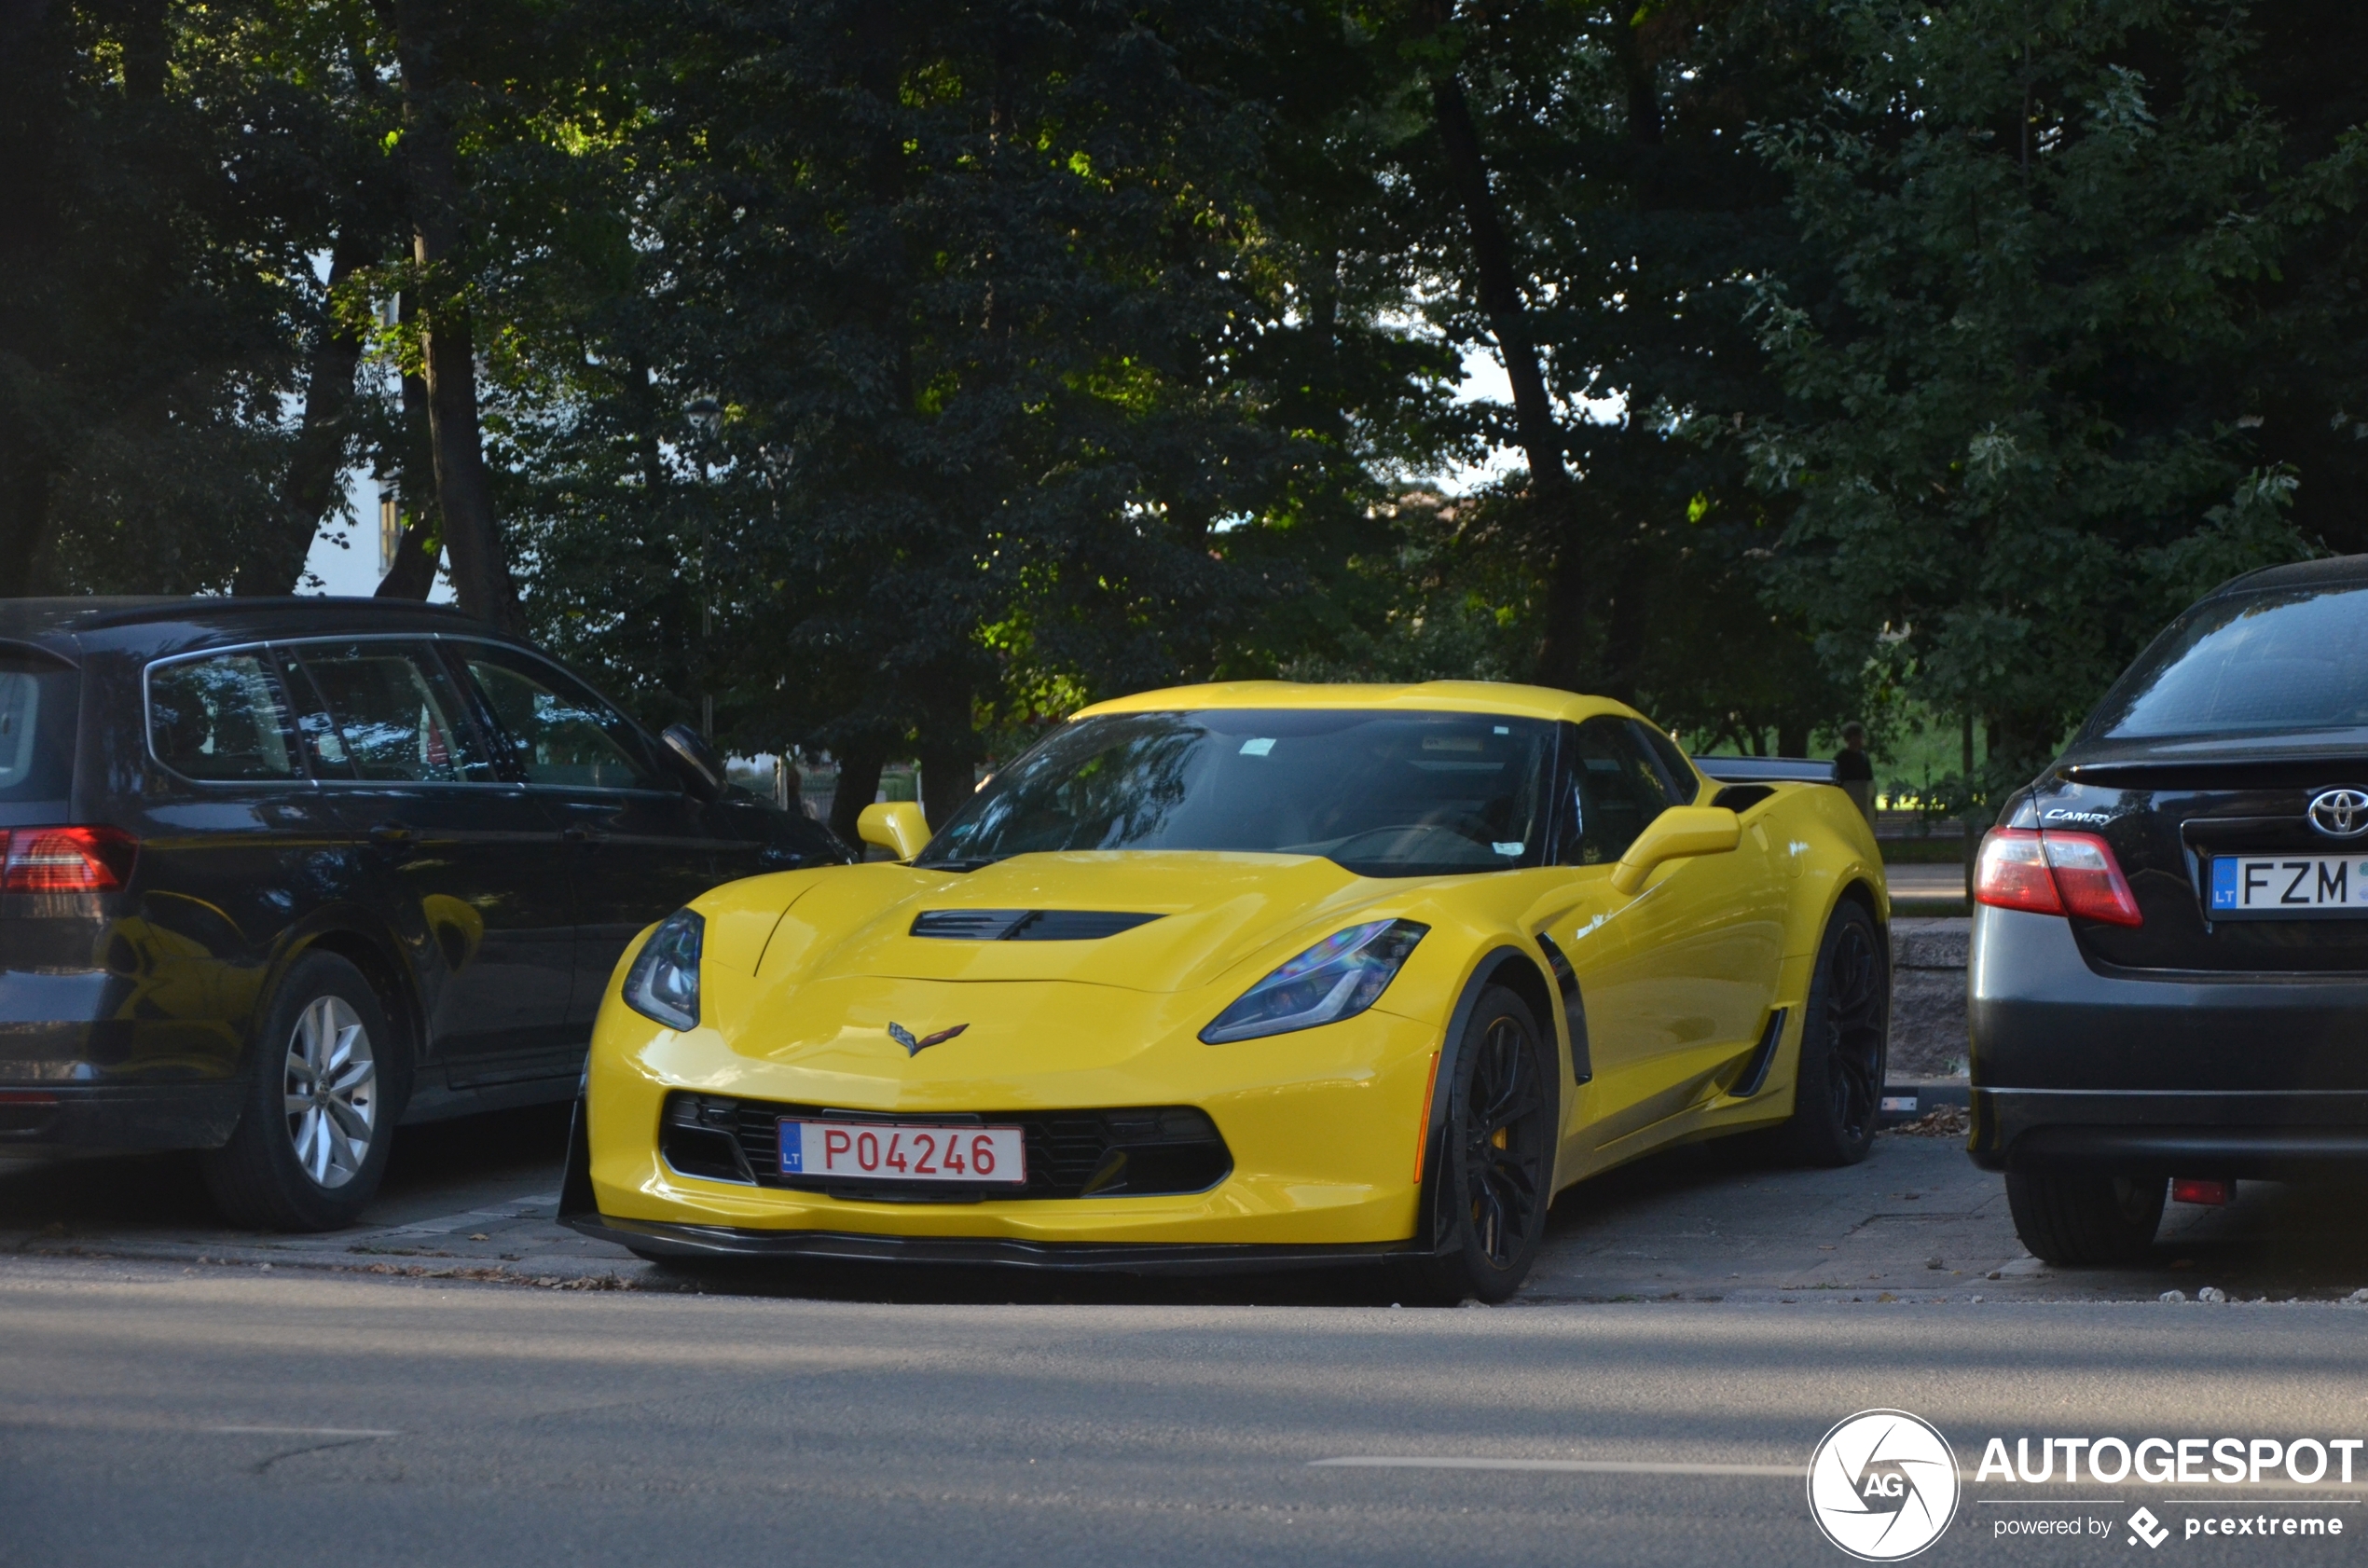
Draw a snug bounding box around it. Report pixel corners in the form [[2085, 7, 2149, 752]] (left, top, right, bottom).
[[910, 909, 1163, 942]]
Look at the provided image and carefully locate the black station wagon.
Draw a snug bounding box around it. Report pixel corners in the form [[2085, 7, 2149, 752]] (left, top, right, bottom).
[[0, 598, 848, 1229]]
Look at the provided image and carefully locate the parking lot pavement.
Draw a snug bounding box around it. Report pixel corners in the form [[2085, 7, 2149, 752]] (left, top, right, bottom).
[[5, 1107, 2366, 1303]]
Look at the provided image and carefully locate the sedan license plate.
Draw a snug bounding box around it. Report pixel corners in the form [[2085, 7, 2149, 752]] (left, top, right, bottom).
[[778, 1120, 1026, 1185], [2209, 855, 2368, 917]]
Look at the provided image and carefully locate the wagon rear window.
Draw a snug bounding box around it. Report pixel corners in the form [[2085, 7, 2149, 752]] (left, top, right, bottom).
[[0, 653, 76, 802]]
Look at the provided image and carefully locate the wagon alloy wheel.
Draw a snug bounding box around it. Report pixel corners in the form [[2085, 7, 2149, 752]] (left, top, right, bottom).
[[200, 951, 404, 1231], [282, 996, 377, 1190], [1415, 984, 1557, 1304], [1461, 1015, 1551, 1268], [1775, 901, 1890, 1167]]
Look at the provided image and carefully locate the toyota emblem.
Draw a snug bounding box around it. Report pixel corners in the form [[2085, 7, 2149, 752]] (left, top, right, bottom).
[[2308, 789, 2368, 838]]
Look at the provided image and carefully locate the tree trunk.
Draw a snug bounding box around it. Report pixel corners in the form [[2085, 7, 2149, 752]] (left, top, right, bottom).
[[235, 227, 377, 596], [375, 304, 442, 599], [374, 506, 439, 598], [0, 457, 49, 598], [386, 0, 520, 631], [1425, 67, 1587, 689], [828, 741, 889, 853], [917, 727, 976, 835]]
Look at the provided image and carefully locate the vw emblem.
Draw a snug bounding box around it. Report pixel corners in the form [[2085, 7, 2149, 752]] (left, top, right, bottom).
[[2308, 789, 2368, 839]]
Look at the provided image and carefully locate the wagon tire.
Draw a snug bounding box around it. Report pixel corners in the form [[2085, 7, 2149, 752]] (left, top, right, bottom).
[[200, 951, 404, 1232]]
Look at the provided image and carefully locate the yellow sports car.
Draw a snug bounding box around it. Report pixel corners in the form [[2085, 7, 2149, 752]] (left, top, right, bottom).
[[559, 681, 1889, 1300]]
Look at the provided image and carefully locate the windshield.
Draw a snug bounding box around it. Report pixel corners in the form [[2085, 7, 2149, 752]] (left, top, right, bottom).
[[918, 709, 1557, 878], [2090, 585, 2368, 739]]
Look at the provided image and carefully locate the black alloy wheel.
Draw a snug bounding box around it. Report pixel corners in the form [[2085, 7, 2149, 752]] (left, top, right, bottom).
[[1776, 901, 1889, 1167], [1416, 984, 1557, 1304]]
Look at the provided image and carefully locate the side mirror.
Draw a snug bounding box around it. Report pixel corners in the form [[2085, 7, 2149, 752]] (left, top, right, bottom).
[[1610, 805, 1741, 895], [857, 801, 931, 861], [661, 723, 727, 801]]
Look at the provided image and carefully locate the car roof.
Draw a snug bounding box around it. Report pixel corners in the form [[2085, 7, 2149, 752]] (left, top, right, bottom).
[[0, 596, 495, 662], [1071, 680, 1641, 726], [2210, 553, 2368, 598]]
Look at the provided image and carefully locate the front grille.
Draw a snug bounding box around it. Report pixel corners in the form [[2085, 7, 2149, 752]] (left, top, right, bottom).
[[660, 1093, 1231, 1202], [909, 908, 1163, 942]]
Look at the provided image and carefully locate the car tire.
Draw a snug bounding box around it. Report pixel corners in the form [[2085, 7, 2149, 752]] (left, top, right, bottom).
[[1774, 900, 1889, 1168], [2004, 1171, 2165, 1265], [1412, 984, 1557, 1305], [200, 951, 404, 1231]]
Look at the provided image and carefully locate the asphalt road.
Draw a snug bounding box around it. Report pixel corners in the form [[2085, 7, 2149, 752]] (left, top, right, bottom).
[[6, 1258, 2368, 1567], [8, 1114, 2368, 1563]]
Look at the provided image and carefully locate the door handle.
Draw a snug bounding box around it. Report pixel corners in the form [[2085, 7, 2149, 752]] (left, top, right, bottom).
[[369, 821, 420, 849], [562, 824, 607, 846]]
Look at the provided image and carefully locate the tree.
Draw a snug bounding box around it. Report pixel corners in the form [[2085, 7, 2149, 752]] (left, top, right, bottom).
[[1743, 0, 2356, 786]]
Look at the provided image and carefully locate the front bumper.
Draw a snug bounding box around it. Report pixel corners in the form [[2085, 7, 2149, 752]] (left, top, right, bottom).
[[576, 978, 1447, 1251], [1970, 905, 2368, 1174]]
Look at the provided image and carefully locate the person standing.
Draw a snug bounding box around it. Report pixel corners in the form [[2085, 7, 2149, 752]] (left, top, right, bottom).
[[1834, 722, 1876, 825]]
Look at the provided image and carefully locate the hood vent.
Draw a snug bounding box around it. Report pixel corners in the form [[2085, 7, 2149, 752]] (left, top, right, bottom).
[[910, 908, 1163, 942]]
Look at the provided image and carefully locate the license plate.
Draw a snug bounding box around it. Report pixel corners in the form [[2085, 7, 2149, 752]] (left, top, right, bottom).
[[778, 1120, 1026, 1184], [2209, 856, 2368, 917]]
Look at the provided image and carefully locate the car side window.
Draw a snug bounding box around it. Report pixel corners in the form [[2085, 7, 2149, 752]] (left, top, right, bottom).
[[1631, 721, 1701, 806], [294, 642, 497, 785], [456, 646, 664, 791], [1557, 716, 1677, 865], [147, 653, 302, 782]]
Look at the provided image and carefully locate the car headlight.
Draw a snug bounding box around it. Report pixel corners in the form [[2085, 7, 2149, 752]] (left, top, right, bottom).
[[623, 908, 704, 1030], [1199, 919, 1429, 1044]]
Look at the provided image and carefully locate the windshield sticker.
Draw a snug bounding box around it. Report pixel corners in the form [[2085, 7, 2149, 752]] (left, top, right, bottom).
[[1239, 737, 1274, 756], [1493, 842, 1524, 856]]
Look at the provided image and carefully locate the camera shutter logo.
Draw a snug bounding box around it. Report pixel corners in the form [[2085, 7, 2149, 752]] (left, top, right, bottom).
[[1807, 1410, 1960, 1561], [2308, 789, 2368, 839]]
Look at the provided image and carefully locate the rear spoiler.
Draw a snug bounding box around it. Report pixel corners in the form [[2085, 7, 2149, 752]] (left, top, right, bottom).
[[1691, 755, 1836, 785]]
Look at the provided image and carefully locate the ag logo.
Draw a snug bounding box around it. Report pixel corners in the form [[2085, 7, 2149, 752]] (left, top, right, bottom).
[[1807, 1410, 1960, 1561], [2308, 789, 2368, 839]]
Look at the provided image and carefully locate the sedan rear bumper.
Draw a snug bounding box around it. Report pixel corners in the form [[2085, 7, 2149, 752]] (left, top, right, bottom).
[[1971, 905, 2368, 1174]]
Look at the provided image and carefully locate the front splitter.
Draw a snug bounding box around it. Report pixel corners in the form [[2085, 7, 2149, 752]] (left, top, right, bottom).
[[563, 1211, 1435, 1275]]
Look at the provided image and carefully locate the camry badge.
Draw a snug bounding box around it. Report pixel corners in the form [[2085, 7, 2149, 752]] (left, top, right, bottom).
[[2308, 789, 2368, 839], [887, 1022, 970, 1056]]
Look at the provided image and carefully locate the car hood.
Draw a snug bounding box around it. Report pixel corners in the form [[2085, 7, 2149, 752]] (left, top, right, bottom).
[[741, 851, 1402, 997]]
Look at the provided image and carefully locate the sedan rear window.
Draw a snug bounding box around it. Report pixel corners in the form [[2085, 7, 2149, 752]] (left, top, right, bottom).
[[2092, 585, 2368, 738], [0, 653, 77, 801]]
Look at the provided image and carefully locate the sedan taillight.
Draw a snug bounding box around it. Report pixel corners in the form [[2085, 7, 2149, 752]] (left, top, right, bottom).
[[1975, 827, 2141, 927], [1, 826, 139, 893]]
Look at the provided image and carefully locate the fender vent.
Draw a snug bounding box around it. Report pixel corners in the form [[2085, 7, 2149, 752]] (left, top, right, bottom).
[[910, 909, 1163, 942]]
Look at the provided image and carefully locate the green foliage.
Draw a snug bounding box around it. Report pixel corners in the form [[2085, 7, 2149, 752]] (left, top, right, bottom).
[[12, 0, 2368, 794], [1742, 0, 2361, 785]]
